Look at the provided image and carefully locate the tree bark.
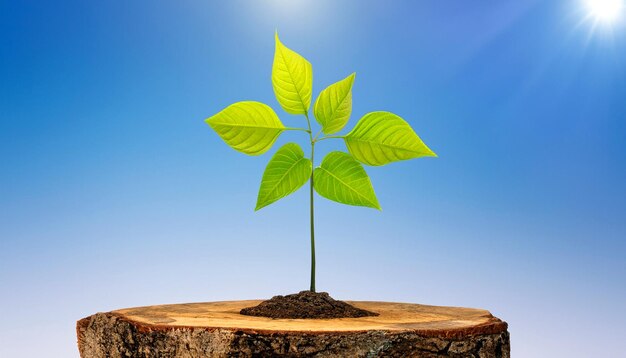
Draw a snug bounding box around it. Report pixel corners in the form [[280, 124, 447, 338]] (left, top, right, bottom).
[[77, 300, 510, 357]]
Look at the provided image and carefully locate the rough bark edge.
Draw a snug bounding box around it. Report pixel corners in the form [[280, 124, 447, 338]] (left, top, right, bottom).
[[77, 313, 510, 358]]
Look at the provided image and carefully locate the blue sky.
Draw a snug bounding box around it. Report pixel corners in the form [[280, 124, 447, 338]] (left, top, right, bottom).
[[1, 1, 625, 356]]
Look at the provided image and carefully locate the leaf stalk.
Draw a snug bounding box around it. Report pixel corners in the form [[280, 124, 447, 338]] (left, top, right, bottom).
[[284, 127, 311, 133], [315, 135, 344, 143]]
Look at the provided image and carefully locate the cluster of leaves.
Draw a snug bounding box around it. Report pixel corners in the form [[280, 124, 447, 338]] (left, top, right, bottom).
[[206, 33, 436, 211]]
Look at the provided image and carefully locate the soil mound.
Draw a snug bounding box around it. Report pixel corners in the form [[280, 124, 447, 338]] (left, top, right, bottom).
[[240, 291, 379, 319]]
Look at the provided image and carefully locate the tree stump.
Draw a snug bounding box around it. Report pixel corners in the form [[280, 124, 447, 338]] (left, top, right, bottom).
[[77, 300, 509, 357]]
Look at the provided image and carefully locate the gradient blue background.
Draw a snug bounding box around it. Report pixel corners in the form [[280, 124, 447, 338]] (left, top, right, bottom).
[[1, 1, 625, 356]]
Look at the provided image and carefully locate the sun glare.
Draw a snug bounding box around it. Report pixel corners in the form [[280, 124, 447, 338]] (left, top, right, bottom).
[[585, 0, 624, 23]]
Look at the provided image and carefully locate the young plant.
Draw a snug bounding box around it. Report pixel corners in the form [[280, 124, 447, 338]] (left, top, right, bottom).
[[206, 33, 436, 292]]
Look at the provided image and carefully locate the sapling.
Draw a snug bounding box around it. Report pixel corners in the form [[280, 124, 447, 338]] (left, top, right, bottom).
[[206, 33, 436, 293]]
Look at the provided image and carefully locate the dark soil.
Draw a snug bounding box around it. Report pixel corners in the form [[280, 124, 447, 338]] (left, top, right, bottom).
[[239, 291, 379, 319]]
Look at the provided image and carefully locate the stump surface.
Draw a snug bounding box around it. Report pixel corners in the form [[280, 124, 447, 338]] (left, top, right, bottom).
[[77, 300, 510, 357]]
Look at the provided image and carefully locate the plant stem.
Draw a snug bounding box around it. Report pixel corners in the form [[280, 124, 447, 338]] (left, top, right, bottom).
[[309, 140, 316, 292], [284, 127, 311, 133], [294, 113, 343, 292], [304, 112, 316, 293], [315, 135, 344, 142]]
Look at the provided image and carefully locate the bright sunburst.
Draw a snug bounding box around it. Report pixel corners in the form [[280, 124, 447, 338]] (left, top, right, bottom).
[[584, 0, 624, 23]]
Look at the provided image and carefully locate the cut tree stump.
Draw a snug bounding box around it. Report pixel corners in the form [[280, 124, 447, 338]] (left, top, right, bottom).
[[77, 300, 510, 357]]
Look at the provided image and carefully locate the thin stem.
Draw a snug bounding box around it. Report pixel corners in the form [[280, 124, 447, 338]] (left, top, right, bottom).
[[284, 127, 311, 133], [315, 135, 344, 142], [303, 112, 312, 132], [304, 112, 316, 293], [309, 141, 316, 292]]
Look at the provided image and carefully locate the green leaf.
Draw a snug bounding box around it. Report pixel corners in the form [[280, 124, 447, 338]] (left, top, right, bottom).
[[272, 32, 313, 115], [344, 111, 437, 166], [256, 143, 312, 210], [313, 73, 355, 135], [313, 151, 380, 209], [205, 101, 285, 156]]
